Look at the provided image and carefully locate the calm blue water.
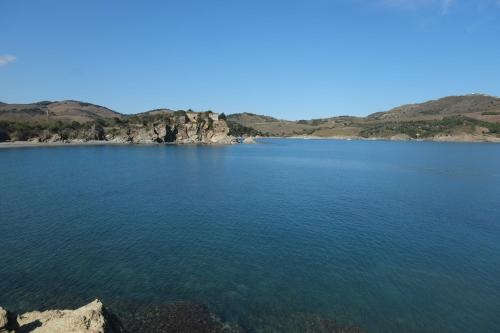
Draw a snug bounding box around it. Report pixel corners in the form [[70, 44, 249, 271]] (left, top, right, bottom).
[[1, 139, 500, 332]]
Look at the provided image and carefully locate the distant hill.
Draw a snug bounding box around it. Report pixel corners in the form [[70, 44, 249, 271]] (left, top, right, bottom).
[[227, 94, 500, 140], [0, 100, 122, 123], [227, 112, 281, 125], [136, 108, 176, 116], [368, 94, 500, 121], [227, 112, 312, 136]]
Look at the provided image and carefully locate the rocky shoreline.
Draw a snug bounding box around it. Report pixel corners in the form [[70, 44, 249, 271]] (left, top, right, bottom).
[[0, 106, 241, 145], [0, 300, 125, 333], [0, 139, 252, 149], [2, 132, 499, 150], [0, 300, 367, 333], [287, 134, 500, 143], [0, 300, 238, 333]]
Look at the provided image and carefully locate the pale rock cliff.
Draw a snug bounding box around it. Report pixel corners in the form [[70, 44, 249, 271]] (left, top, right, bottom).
[[13, 111, 237, 145], [105, 112, 237, 144]]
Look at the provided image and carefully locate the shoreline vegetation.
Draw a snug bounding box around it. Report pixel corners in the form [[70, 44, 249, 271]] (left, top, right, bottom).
[[1, 94, 500, 145]]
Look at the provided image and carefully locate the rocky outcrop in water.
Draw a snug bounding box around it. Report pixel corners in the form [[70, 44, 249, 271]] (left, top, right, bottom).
[[242, 137, 256, 144], [0, 300, 125, 333], [0, 301, 240, 333], [0, 307, 10, 333]]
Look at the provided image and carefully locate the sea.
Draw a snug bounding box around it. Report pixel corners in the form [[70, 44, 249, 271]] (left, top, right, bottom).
[[1, 139, 499, 332]]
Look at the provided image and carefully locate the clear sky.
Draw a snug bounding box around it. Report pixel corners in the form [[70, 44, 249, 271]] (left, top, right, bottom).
[[1, 0, 499, 119]]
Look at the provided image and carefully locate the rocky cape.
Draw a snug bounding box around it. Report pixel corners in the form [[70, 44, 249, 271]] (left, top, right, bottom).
[[0, 101, 240, 145]]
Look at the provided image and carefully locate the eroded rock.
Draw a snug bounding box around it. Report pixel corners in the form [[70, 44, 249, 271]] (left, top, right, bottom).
[[0, 307, 9, 332], [6, 300, 125, 333]]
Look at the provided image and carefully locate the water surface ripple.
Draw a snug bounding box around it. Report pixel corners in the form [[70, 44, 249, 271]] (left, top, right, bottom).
[[1, 139, 500, 332]]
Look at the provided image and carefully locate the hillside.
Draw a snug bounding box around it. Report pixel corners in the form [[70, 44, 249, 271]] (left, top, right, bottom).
[[368, 94, 500, 122], [227, 94, 500, 141], [0, 102, 236, 144], [1, 94, 500, 143], [0, 100, 122, 123], [226, 113, 311, 136]]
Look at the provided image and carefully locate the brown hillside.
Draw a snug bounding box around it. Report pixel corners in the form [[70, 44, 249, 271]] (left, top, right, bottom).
[[0, 100, 122, 123]]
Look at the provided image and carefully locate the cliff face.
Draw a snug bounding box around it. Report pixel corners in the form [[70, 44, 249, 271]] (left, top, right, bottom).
[[0, 109, 237, 144], [106, 112, 236, 144]]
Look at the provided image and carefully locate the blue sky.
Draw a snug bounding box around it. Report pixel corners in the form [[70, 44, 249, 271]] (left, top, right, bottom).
[[1, 0, 499, 119]]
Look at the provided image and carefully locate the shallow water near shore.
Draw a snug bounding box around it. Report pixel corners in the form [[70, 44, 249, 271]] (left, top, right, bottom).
[[1, 139, 500, 332]]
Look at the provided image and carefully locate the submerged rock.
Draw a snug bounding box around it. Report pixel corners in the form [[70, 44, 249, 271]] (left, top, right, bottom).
[[0, 301, 366, 333], [252, 312, 367, 333], [124, 302, 243, 333]]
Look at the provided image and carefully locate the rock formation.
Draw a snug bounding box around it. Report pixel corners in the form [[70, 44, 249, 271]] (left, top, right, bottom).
[[0, 301, 239, 333], [0, 307, 10, 333], [242, 137, 256, 144], [0, 300, 125, 333], [0, 104, 239, 145], [1, 301, 367, 333], [104, 112, 237, 144]]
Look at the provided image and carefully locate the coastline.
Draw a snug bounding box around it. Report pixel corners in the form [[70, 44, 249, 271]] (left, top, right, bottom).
[[0, 140, 241, 149], [286, 134, 500, 143], [1, 133, 500, 149], [0, 140, 132, 149]]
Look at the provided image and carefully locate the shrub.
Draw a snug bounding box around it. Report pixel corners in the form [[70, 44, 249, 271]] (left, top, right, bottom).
[[0, 129, 10, 142], [71, 121, 81, 130], [227, 121, 265, 137]]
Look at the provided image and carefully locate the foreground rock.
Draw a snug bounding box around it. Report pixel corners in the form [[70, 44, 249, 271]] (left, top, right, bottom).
[[0, 300, 125, 333], [0, 301, 238, 333], [0, 307, 9, 333], [1, 301, 367, 333]]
